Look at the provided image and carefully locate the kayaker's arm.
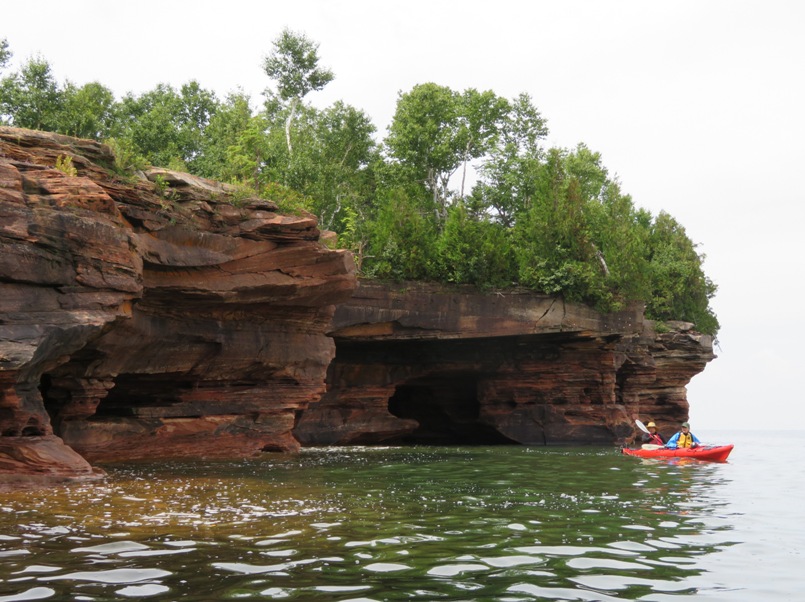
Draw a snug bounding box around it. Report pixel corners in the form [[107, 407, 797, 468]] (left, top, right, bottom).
[[664, 433, 679, 449]]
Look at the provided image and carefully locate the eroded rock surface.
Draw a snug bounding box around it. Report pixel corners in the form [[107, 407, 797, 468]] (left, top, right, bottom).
[[0, 127, 356, 483], [294, 282, 715, 446], [1, 127, 716, 487]]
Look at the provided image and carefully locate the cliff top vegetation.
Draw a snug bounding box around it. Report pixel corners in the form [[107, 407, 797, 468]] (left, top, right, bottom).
[[0, 31, 718, 335]]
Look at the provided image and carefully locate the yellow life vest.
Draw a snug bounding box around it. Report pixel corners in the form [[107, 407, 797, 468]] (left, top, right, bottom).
[[678, 432, 693, 448]]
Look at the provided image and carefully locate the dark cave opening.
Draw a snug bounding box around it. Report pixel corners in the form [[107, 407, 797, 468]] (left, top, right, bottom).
[[98, 373, 195, 417], [38, 372, 198, 436], [39, 372, 68, 436], [386, 373, 516, 445]]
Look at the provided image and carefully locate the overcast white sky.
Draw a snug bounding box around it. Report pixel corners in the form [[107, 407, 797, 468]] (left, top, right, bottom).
[[4, 0, 804, 430]]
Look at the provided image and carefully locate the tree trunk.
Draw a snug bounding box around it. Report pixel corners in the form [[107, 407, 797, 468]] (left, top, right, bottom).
[[596, 249, 610, 277], [285, 97, 299, 157], [460, 139, 472, 199]]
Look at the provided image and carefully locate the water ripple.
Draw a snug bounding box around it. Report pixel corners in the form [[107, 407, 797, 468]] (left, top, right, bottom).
[[427, 563, 489, 577], [0, 438, 786, 600], [40, 568, 171, 584], [0, 587, 56, 602], [509, 582, 622, 601], [116, 583, 170, 597], [363, 562, 411, 572], [71, 541, 149, 555]]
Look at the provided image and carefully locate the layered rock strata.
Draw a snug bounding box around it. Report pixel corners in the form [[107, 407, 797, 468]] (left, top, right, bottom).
[[1, 127, 716, 486], [294, 282, 715, 446], [0, 127, 356, 483]]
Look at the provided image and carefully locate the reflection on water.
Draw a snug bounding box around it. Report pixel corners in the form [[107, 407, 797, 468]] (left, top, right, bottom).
[[0, 444, 755, 600]]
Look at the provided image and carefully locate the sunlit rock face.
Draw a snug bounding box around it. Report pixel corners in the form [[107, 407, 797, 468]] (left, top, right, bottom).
[[294, 282, 716, 446], [0, 127, 356, 481]]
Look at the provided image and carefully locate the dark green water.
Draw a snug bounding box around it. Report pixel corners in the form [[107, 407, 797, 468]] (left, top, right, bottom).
[[0, 431, 802, 601]]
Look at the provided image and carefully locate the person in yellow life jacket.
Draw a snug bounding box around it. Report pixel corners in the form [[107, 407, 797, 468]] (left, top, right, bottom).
[[642, 421, 665, 446], [665, 421, 701, 449]]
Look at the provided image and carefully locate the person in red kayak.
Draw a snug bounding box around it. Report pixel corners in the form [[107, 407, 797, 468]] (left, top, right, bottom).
[[665, 421, 701, 449], [642, 421, 665, 446]]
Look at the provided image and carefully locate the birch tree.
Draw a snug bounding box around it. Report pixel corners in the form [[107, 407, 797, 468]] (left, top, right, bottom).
[[262, 28, 334, 157]]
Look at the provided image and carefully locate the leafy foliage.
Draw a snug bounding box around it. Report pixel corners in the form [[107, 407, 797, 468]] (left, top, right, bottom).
[[60, 81, 117, 139], [55, 154, 77, 176], [0, 55, 62, 129], [644, 212, 718, 331], [0, 38, 11, 72], [105, 137, 148, 175], [362, 188, 438, 281], [263, 28, 334, 158], [194, 91, 256, 183], [434, 203, 515, 288], [115, 81, 219, 170], [0, 36, 719, 334], [263, 28, 334, 102]]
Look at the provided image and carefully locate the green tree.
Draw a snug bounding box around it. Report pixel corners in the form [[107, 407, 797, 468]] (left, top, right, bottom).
[[362, 187, 438, 281], [0, 50, 117, 140], [256, 91, 313, 188], [563, 144, 657, 309], [0, 40, 720, 334], [177, 81, 219, 170], [60, 81, 117, 139], [509, 146, 617, 306], [386, 83, 505, 218], [435, 202, 514, 288], [456, 88, 509, 198], [227, 113, 273, 188], [239, 95, 378, 233], [262, 28, 334, 157], [0, 38, 10, 72], [472, 93, 548, 226], [116, 81, 219, 169], [645, 212, 719, 333], [195, 91, 257, 182], [0, 55, 63, 130], [305, 101, 377, 231]]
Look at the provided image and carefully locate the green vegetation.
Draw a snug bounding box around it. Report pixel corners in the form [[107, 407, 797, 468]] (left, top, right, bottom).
[[54, 154, 77, 176], [0, 38, 10, 72], [0, 34, 718, 334]]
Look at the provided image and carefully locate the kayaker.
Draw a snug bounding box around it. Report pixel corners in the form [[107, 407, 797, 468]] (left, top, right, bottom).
[[665, 421, 701, 449], [642, 421, 665, 445]]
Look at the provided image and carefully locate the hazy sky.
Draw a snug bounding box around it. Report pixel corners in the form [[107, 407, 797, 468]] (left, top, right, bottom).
[[4, 0, 803, 430]]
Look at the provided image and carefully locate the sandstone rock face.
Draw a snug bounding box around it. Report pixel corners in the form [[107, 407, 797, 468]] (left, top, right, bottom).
[[1, 127, 716, 486], [294, 282, 715, 446], [0, 127, 356, 483]]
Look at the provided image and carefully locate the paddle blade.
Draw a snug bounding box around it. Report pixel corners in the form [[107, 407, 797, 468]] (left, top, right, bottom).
[[635, 419, 651, 434]]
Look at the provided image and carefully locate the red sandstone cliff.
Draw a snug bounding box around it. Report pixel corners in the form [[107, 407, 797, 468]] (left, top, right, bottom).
[[0, 128, 715, 487], [294, 282, 715, 446], [0, 127, 356, 485]]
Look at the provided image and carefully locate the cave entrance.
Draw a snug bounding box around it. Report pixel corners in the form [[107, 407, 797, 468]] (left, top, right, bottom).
[[99, 373, 196, 417], [39, 373, 66, 435], [38, 372, 197, 436], [387, 372, 515, 445]]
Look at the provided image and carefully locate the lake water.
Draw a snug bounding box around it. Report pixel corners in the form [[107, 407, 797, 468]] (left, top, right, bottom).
[[0, 430, 802, 601]]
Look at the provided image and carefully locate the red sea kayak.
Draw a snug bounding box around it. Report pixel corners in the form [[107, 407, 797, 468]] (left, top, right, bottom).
[[622, 444, 734, 462]]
